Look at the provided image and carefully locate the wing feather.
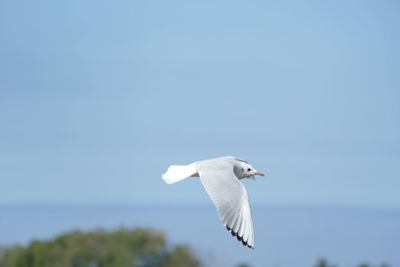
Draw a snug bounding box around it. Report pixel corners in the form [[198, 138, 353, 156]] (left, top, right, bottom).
[[199, 167, 255, 248]]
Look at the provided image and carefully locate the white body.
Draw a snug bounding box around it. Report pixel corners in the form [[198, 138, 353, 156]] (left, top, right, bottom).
[[162, 156, 263, 248]]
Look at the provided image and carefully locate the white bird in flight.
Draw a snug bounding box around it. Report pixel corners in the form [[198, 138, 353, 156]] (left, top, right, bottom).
[[161, 156, 264, 248]]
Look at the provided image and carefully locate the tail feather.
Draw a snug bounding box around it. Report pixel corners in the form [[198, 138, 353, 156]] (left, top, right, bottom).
[[162, 164, 198, 184]]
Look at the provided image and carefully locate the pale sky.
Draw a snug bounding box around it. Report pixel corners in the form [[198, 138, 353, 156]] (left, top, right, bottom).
[[1, 0, 399, 207]]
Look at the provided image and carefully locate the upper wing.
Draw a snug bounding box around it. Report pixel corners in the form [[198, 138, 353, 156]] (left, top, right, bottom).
[[199, 167, 254, 248]]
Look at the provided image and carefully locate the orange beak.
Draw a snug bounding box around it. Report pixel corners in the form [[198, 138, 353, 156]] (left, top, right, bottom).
[[254, 171, 265, 176]]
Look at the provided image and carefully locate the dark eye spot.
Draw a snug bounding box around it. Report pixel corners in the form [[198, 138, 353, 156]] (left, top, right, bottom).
[[241, 168, 244, 171], [247, 168, 251, 171]]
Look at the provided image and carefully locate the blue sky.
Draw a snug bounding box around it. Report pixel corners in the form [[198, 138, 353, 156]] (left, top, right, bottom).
[[1, 0, 399, 207]]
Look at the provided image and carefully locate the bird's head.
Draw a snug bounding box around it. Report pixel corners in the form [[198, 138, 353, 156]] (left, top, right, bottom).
[[235, 161, 265, 180]]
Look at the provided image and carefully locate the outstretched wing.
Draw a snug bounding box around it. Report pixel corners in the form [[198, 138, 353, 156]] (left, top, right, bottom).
[[199, 167, 254, 248]]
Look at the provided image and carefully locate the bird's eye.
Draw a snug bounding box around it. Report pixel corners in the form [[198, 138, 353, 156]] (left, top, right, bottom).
[[247, 168, 251, 171]]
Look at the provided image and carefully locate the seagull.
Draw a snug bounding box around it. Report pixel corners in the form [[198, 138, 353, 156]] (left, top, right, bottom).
[[161, 156, 264, 248]]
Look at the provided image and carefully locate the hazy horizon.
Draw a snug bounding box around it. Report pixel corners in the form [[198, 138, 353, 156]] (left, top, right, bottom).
[[1, 203, 399, 267]]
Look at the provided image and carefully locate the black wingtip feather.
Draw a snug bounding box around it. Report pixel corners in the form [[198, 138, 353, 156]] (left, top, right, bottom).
[[225, 225, 252, 249]]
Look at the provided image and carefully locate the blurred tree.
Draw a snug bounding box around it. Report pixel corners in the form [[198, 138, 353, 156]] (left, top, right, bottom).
[[313, 258, 390, 267], [314, 258, 337, 267], [0, 234, 393, 267], [159, 245, 200, 267], [0, 228, 201, 267]]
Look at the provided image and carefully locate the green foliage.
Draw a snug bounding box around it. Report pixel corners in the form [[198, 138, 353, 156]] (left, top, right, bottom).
[[158, 245, 201, 267], [313, 258, 390, 267], [357, 264, 390, 267], [0, 228, 201, 267], [314, 258, 337, 267], [0, 231, 392, 267]]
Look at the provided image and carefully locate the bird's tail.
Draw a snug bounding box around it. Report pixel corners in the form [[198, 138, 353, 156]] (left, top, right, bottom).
[[162, 164, 198, 184]]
